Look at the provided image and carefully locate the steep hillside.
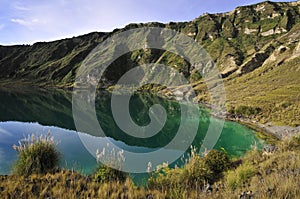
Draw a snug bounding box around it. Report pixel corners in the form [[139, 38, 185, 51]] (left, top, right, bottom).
[[0, 1, 300, 126]]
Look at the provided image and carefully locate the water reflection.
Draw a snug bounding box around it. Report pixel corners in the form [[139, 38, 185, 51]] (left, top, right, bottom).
[[0, 88, 263, 175]]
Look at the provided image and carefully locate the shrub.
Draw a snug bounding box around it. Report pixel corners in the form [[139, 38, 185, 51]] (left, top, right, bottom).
[[235, 105, 261, 116], [148, 163, 184, 190], [94, 164, 127, 183], [203, 149, 231, 176], [183, 154, 213, 186], [148, 147, 214, 191], [291, 135, 300, 147], [94, 145, 127, 183], [13, 133, 60, 176]]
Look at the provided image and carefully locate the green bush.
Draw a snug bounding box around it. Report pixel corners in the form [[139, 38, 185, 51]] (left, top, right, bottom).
[[13, 133, 60, 176], [203, 149, 231, 176], [94, 146, 127, 183], [183, 154, 213, 186], [148, 160, 212, 191], [148, 147, 214, 190], [94, 164, 127, 183], [235, 105, 261, 116], [148, 163, 184, 190]]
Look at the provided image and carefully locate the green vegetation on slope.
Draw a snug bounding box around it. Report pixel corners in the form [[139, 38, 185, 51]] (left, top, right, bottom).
[[1, 1, 300, 126]]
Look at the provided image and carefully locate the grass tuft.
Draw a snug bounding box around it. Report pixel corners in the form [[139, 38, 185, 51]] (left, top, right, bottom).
[[12, 133, 60, 176]]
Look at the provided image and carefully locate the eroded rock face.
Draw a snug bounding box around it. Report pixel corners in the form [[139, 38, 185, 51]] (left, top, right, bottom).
[[244, 28, 258, 35], [289, 41, 300, 60], [237, 45, 275, 74], [219, 55, 240, 78], [261, 29, 275, 37]]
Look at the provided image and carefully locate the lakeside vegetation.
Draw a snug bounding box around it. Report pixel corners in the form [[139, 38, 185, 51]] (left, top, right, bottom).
[[0, 133, 299, 198]]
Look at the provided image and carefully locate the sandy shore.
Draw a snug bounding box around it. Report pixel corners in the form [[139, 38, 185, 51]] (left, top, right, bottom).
[[252, 122, 300, 140], [199, 102, 300, 140], [224, 115, 300, 140]]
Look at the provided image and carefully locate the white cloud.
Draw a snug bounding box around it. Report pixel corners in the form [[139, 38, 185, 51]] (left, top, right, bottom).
[[11, 18, 46, 30], [13, 4, 30, 11]]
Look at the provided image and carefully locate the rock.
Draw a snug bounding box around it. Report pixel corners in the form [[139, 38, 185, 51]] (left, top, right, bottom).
[[65, 178, 72, 187], [265, 168, 272, 175], [239, 190, 253, 199], [237, 45, 275, 74], [246, 190, 253, 198], [267, 187, 274, 196], [261, 29, 275, 37], [244, 27, 258, 35], [205, 183, 213, 194], [263, 144, 278, 154], [146, 194, 154, 199], [239, 191, 246, 198]]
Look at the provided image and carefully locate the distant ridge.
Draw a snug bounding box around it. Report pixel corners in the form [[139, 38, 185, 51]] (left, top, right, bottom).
[[0, 1, 300, 125]]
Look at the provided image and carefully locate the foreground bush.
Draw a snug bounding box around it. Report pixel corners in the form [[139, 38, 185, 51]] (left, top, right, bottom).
[[203, 149, 231, 178], [148, 148, 231, 193], [13, 133, 60, 176], [94, 145, 127, 183], [94, 165, 127, 183]]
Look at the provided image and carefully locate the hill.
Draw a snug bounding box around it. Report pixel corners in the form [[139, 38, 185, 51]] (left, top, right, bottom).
[[0, 1, 300, 126]]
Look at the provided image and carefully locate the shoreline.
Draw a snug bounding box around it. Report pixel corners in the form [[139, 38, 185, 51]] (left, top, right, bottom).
[[225, 115, 300, 141], [1, 82, 299, 142], [199, 102, 300, 142]]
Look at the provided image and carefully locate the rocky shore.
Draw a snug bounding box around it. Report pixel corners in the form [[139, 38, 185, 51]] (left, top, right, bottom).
[[199, 101, 300, 141]]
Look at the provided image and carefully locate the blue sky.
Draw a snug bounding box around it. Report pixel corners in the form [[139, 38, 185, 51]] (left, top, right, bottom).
[[0, 0, 295, 45]]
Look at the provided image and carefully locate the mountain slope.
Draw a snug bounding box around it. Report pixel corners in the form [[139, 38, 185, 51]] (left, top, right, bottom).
[[0, 1, 300, 126]]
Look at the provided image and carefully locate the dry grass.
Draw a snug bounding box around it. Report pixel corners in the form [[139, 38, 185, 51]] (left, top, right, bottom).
[[1, 136, 299, 198], [0, 170, 164, 199]]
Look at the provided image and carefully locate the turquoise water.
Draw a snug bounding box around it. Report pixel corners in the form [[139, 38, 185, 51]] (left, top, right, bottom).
[[0, 88, 263, 177]]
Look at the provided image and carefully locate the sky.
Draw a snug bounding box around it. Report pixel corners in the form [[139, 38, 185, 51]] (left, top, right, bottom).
[[0, 0, 295, 45]]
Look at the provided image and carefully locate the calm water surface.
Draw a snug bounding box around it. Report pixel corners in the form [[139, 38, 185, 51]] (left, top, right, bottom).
[[0, 88, 264, 182]]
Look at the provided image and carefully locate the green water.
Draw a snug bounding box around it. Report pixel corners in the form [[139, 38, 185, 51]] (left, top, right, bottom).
[[0, 88, 263, 177]]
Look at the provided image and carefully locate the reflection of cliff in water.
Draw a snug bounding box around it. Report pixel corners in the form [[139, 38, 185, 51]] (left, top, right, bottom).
[[0, 88, 75, 130], [0, 88, 210, 148]]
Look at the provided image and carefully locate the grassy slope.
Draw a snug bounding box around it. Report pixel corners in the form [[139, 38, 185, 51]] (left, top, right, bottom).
[[1, 137, 299, 199], [0, 1, 299, 127], [226, 56, 300, 126]]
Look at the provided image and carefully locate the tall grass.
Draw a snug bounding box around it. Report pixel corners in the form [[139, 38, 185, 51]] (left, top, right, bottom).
[[148, 147, 231, 195], [226, 163, 255, 190], [94, 144, 127, 183]]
